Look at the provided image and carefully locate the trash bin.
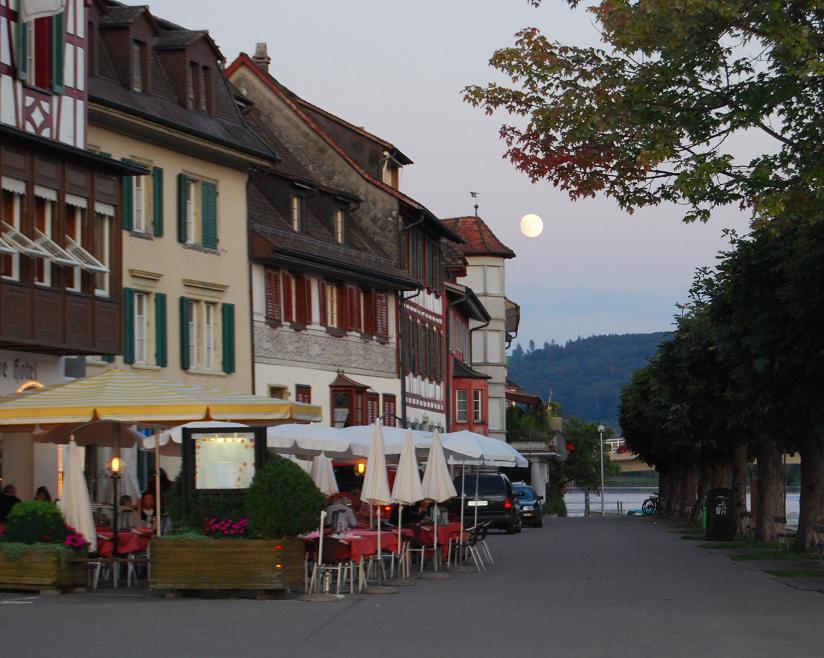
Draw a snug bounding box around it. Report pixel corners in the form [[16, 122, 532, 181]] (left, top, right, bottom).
[[705, 488, 735, 541]]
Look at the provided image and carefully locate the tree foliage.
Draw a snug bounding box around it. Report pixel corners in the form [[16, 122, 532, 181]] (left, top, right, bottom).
[[464, 0, 823, 223]]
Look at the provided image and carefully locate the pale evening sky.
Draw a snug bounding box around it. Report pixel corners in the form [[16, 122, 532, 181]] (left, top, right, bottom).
[[144, 0, 753, 347]]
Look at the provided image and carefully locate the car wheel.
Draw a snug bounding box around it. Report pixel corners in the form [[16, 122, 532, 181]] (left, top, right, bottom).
[[535, 515, 543, 528], [505, 519, 517, 534]]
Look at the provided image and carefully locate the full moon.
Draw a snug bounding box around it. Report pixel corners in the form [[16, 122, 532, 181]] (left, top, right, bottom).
[[520, 213, 544, 238]]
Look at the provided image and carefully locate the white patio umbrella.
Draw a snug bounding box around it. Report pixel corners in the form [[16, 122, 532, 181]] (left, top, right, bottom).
[[59, 442, 97, 552], [340, 425, 433, 461], [361, 421, 392, 583], [420, 430, 457, 570], [310, 455, 339, 497], [267, 423, 364, 458], [391, 431, 424, 567]]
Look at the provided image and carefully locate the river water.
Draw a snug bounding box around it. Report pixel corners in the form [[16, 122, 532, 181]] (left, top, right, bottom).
[[565, 487, 801, 526]]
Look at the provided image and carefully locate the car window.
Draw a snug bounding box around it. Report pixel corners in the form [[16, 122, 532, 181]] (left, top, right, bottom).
[[453, 476, 505, 496], [514, 486, 535, 498]]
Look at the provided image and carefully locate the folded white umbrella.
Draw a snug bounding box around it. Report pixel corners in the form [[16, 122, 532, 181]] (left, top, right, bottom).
[[310, 454, 339, 497], [392, 431, 424, 560], [421, 430, 457, 570], [361, 422, 392, 582], [267, 423, 364, 458], [59, 442, 97, 553]]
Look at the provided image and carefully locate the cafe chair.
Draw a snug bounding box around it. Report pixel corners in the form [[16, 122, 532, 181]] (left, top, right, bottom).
[[477, 522, 494, 565], [307, 538, 355, 595], [462, 524, 486, 573], [406, 525, 436, 573]]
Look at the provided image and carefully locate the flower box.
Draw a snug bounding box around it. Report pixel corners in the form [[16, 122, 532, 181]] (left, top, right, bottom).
[[0, 545, 87, 592], [149, 537, 303, 592]]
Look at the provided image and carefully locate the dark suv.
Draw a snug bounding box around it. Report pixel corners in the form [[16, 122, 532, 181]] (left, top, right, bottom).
[[450, 473, 522, 534], [512, 482, 544, 527]]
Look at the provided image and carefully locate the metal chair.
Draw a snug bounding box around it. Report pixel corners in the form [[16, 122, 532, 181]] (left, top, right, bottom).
[[307, 538, 355, 595]]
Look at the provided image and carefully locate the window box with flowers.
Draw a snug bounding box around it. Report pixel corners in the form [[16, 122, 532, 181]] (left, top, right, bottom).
[[0, 502, 89, 592]]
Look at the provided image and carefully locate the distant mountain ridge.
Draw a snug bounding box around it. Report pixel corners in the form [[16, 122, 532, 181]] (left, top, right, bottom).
[[507, 332, 669, 429]]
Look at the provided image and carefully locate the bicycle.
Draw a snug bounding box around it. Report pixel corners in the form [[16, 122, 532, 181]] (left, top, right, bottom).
[[641, 493, 660, 515]]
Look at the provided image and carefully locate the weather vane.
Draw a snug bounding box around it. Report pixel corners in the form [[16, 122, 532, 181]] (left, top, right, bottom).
[[469, 191, 479, 217]]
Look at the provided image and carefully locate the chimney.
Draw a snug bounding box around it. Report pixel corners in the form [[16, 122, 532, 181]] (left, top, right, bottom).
[[252, 43, 271, 73]]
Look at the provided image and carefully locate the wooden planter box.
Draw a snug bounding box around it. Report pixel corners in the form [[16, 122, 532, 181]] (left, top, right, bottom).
[[150, 537, 303, 592], [0, 546, 87, 592]]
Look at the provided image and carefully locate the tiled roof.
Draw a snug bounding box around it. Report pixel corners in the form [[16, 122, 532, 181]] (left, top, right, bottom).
[[441, 216, 515, 259], [453, 358, 491, 380], [154, 30, 210, 51], [99, 5, 146, 26]]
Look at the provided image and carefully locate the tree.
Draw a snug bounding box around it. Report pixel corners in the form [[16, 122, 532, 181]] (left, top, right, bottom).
[[562, 417, 620, 515], [464, 0, 823, 224]]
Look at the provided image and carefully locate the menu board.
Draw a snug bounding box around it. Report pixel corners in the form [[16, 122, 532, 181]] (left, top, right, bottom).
[[193, 432, 256, 490]]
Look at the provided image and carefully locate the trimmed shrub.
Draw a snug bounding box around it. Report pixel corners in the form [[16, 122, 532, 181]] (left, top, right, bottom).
[[3, 501, 68, 545], [246, 455, 325, 538]]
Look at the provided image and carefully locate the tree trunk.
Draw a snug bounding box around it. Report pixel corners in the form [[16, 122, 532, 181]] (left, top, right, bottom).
[[795, 434, 824, 552], [690, 461, 712, 526], [682, 464, 699, 521], [754, 442, 783, 542], [658, 468, 672, 517], [732, 443, 749, 535], [710, 461, 732, 488], [584, 488, 591, 517]]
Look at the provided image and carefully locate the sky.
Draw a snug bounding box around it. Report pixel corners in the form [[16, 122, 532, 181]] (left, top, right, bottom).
[[145, 0, 753, 347]]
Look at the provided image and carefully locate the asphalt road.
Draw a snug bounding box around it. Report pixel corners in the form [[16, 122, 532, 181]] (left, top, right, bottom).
[[2, 517, 824, 657]]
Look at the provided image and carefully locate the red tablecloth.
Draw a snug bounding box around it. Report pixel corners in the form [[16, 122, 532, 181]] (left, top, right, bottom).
[[96, 528, 153, 558], [304, 530, 399, 563]]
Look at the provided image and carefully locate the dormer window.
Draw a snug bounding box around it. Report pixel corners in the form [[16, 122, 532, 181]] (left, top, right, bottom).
[[131, 41, 147, 92], [291, 195, 303, 232], [334, 209, 345, 244], [187, 62, 212, 113]]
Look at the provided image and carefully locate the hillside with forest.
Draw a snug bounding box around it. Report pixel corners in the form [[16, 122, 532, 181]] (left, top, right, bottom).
[[507, 333, 668, 429]]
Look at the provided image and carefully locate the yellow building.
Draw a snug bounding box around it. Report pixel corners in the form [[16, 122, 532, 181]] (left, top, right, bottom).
[[85, 3, 275, 393]]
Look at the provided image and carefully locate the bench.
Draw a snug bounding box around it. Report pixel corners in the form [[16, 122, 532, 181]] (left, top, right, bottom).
[[774, 516, 796, 549]]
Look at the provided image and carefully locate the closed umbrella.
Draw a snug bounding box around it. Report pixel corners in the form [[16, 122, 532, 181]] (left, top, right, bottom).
[[59, 441, 97, 552], [361, 421, 391, 583], [420, 430, 457, 570], [310, 455, 339, 497], [391, 431, 424, 567]]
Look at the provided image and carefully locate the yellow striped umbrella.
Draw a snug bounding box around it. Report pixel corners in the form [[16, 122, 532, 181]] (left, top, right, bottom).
[[0, 368, 321, 429]]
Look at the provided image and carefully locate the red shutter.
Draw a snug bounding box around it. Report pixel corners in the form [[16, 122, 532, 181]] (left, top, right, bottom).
[[363, 290, 375, 335], [346, 285, 360, 331], [319, 282, 327, 325], [34, 18, 52, 89], [295, 276, 307, 325], [264, 267, 281, 324], [375, 293, 388, 337], [284, 273, 294, 323]]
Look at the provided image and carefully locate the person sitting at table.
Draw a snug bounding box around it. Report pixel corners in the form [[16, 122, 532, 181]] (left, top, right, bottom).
[[324, 495, 358, 533], [406, 499, 431, 524], [0, 484, 21, 522], [349, 489, 372, 525], [34, 486, 52, 503], [136, 492, 156, 528]]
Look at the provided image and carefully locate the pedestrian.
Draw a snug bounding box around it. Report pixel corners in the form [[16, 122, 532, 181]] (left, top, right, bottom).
[[0, 484, 21, 521], [34, 486, 52, 503]]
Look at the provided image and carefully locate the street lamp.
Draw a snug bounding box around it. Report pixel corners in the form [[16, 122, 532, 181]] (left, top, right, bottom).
[[597, 425, 605, 517], [110, 456, 122, 559]]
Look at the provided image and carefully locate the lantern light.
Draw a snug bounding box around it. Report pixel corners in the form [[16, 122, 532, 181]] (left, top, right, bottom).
[[355, 462, 366, 476], [110, 456, 122, 474]]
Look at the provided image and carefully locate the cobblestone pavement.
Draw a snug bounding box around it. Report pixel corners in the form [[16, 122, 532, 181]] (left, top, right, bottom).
[[2, 517, 824, 657]]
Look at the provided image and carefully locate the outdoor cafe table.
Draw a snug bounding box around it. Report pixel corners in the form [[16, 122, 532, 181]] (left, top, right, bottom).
[[415, 522, 465, 559], [303, 529, 400, 564], [96, 527, 154, 558]]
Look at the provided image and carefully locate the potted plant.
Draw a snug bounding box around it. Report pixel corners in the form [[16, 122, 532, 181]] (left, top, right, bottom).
[[0, 501, 89, 593], [150, 455, 325, 593]]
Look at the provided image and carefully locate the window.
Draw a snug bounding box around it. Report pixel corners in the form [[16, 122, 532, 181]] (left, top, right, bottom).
[[18, 15, 63, 92], [264, 267, 312, 326], [366, 392, 380, 425], [134, 292, 148, 364], [133, 175, 146, 232], [334, 209, 345, 244], [291, 195, 302, 231], [34, 196, 54, 286], [325, 283, 339, 328], [123, 164, 162, 237], [123, 289, 167, 367], [295, 385, 311, 404], [65, 202, 84, 291], [382, 395, 396, 427], [1, 187, 23, 281], [269, 386, 287, 399], [94, 207, 112, 296], [187, 62, 211, 113], [178, 175, 217, 249], [456, 390, 468, 423], [180, 297, 235, 373], [473, 390, 483, 423], [131, 41, 145, 92]]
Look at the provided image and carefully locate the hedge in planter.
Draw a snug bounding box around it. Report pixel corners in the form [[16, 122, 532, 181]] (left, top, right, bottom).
[[0, 502, 88, 591], [150, 455, 326, 592]]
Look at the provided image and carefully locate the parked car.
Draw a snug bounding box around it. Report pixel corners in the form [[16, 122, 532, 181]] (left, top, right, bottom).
[[512, 482, 544, 527], [450, 473, 522, 534]]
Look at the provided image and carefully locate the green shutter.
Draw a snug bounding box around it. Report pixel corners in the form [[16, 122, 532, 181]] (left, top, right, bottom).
[[154, 293, 167, 367], [51, 13, 64, 93], [201, 181, 218, 249], [177, 174, 188, 243], [122, 174, 134, 231], [16, 19, 27, 81], [123, 288, 135, 364], [221, 303, 235, 374], [152, 167, 164, 237], [102, 354, 115, 363], [179, 296, 190, 370]]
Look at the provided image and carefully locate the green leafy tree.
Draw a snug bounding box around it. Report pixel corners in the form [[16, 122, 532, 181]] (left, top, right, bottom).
[[562, 417, 620, 515], [464, 0, 823, 224]]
